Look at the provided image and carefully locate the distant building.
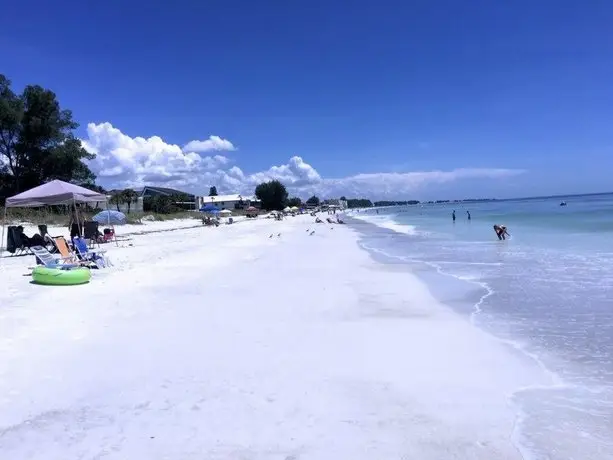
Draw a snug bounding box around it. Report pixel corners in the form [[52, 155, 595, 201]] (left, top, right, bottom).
[[321, 198, 348, 211], [106, 186, 197, 212], [197, 194, 261, 210]]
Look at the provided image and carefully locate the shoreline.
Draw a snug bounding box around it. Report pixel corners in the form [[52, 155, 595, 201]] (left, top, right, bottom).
[[0, 214, 550, 458]]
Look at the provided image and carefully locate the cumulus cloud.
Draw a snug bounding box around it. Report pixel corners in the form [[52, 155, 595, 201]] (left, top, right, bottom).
[[183, 136, 236, 153], [81, 122, 524, 198]]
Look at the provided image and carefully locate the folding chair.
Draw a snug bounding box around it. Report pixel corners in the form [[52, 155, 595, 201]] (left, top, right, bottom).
[[73, 237, 110, 268], [6, 226, 32, 256], [83, 221, 101, 248], [53, 236, 79, 264], [30, 246, 79, 269]]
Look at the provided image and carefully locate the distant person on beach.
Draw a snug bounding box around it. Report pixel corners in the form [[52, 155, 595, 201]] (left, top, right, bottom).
[[467, 211, 471, 221], [493, 224, 509, 240], [452, 210, 456, 222]]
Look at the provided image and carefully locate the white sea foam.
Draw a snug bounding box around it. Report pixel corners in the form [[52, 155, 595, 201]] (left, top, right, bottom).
[[351, 212, 418, 235]]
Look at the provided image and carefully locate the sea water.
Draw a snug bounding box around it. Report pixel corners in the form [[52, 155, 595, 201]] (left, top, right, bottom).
[[349, 194, 613, 459]]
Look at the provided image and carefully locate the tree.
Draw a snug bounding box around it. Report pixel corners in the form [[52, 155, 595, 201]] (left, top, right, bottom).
[[0, 74, 96, 194], [109, 192, 123, 211], [208, 186, 218, 196], [287, 197, 302, 208], [254, 180, 288, 211], [340, 196, 347, 201], [346, 198, 373, 208], [306, 195, 320, 206], [121, 189, 139, 213], [79, 183, 107, 210]]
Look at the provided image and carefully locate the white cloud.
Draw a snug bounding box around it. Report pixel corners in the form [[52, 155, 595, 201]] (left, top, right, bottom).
[[183, 136, 236, 153], [81, 122, 524, 199]]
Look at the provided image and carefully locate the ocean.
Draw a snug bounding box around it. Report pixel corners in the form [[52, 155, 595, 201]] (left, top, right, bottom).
[[349, 194, 613, 459]]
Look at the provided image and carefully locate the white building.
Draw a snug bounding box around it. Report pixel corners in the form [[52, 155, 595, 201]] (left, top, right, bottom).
[[196, 194, 261, 210], [322, 199, 348, 210]]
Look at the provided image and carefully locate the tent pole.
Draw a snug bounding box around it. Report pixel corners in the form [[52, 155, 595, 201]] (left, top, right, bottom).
[[73, 198, 79, 245], [0, 206, 7, 261], [105, 198, 118, 247]]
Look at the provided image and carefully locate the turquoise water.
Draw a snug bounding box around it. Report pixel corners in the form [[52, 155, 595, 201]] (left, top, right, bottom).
[[349, 194, 613, 459]]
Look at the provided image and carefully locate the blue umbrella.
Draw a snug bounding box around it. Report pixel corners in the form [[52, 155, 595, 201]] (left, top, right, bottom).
[[92, 210, 127, 225], [200, 204, 220, 213]]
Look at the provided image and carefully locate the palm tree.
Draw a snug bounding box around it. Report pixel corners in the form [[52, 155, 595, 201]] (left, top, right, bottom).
[[121, 189, 139, 214], [109, 192, 122, 211]]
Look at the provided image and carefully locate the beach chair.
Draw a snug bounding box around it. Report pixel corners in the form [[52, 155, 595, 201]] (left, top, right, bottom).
[[53, 236, 79, 264], [6, 226, 32, 256], [73, 237, 110, 268], [83, 221, 102, 248], [38, 224, 48, 238], [102, 227, 115, 242], [29, 246, 79, 269]]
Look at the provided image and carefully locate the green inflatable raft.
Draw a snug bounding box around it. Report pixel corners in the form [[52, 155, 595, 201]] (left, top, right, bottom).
[[31, 266, 92, 286]]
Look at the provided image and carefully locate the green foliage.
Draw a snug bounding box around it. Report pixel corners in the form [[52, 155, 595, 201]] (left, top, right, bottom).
[[143, 193, 191, 214], [121, 189, 139, 213], [374, 200, 420, 206], [208, 186, 218, 196], [346, 198, 373, 208], [254, 180, 288, 211], [339, 196, 347, 201], [108, 192, 123, 211], [306, 195, 320, 206], [287, 197, 302, 208], [0, 75, 96, 196]]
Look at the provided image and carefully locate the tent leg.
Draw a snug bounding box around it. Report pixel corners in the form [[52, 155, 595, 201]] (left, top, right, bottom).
[[0, 207, 7, 260], [105, 199, 118, 247]]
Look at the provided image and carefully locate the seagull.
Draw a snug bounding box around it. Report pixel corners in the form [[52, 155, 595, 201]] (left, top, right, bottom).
[[277, 233, 281, 237], [310, 230, 315, 236], [269, 234, 273, 238]]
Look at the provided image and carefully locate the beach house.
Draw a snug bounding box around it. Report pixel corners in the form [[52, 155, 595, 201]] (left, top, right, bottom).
[[196, 194, 261, 210], [107, 186, 197, 212]]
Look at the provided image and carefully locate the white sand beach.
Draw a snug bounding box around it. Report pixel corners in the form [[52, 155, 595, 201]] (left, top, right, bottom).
[[0, 215, 548, 459]]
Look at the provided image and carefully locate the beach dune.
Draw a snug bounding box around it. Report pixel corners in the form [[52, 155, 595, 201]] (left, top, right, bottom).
[[0, 215, 546, 459]]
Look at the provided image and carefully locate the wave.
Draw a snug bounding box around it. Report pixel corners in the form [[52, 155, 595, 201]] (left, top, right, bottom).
[[351, 213, 417, 236]]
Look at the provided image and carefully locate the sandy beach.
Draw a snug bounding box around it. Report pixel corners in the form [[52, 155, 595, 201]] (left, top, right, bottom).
[[0, 215, 548, 459]]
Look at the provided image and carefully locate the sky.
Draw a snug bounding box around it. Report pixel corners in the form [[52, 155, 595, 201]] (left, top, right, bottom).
[[2, 0, 613, 200]]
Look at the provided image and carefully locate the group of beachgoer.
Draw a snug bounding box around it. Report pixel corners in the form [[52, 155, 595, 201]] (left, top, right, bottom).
[[451, 210, 510, 240]]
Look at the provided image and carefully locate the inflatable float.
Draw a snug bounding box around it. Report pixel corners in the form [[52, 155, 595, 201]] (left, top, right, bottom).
[[31, 266, 91, 286]]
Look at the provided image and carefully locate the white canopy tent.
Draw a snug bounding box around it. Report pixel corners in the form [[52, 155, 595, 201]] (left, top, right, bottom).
[[2, 180, 110, 257]]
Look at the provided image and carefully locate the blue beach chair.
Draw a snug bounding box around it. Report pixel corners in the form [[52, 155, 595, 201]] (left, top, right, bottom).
[[73, 237, 110, 268]]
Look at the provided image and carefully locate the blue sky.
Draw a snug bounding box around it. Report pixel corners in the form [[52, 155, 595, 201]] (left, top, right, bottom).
[[2, 0, 613, 199]]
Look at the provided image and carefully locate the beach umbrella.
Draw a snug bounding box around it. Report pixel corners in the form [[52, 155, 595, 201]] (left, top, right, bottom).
[[246, 206, 258, 212], [200, 204, 220, 213], [219, 209, 232, 216], [92, 210, 127, 225], [283, 206, 291, 212]]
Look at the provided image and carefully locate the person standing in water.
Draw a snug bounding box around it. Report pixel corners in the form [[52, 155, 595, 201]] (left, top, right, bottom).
[[467, 210, 471, 221], [493, 224, 510, 240], [452, 210, 456, 222]]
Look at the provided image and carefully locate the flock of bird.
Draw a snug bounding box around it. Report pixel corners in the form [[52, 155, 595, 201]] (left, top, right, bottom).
[[268, 225, 337, 239]]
